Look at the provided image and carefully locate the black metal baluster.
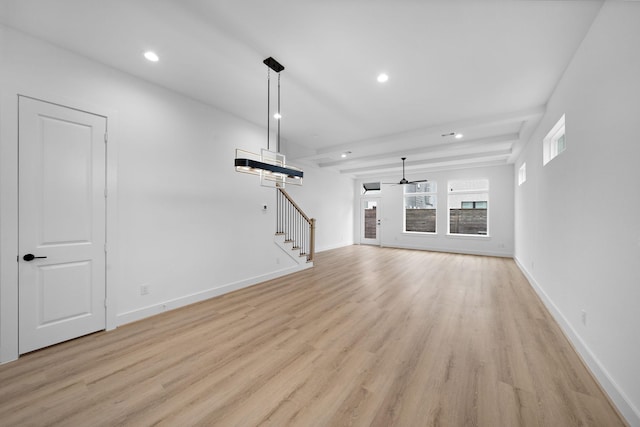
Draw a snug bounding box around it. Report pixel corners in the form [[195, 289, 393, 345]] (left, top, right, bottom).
[[288, 203, 291, 242], [279, 191, 282, 234], [298, 213, 301, 251]]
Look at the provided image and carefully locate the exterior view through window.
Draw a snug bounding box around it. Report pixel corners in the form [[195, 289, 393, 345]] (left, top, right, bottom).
[[364, 200, 377, 239], [404, 182, 437, 233], [448, 179, 489, 235]]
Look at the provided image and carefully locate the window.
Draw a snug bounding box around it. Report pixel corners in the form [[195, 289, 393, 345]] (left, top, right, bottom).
[[362, 182, 381, 195], [543, 114, 566, 165], [448, 179, 489, 236], [461, 201, 487, 209], [404, 182, 436, 233], [518, 163, 526, 186]]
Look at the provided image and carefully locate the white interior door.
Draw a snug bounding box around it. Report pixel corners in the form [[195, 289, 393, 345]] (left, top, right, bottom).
[[18, 96, 107, 354], [361, 198, 380, 245]]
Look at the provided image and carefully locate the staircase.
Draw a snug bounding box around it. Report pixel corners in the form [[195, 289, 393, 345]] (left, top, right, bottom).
[[275, 188, 316, 265]]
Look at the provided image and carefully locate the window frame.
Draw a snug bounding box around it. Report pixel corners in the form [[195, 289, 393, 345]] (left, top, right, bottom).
[[447, 179, 490, 237], [361, 182, 381, 195], [403, 181, 437, 234], [543, 114, 566, 165], [518, 162, 526, 186]]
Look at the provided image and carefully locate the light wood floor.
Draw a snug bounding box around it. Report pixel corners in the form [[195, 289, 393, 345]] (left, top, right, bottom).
[[0, 246, 626, 426]]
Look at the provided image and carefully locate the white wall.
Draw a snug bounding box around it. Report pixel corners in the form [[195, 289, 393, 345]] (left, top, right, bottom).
[[284, 163, 354, 253], [355, 164, 514, 257], [514, 2, 640, 424], [0, 25, 353, 361]]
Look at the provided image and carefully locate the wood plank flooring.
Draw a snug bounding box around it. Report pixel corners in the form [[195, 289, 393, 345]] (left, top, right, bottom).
[[0, 246, 626, 426]]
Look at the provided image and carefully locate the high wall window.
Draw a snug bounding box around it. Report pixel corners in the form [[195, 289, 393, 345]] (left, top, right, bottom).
[[518, 163, 527, 186], [404, 182, 436, 233], [362, 182, 381, 195], [543, 114, 566, 165], [448, 179, 489, 236]]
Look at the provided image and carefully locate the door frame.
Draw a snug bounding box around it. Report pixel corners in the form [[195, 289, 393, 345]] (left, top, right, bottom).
[[360, 197, 381, 246], [0, 89, 119, 363]]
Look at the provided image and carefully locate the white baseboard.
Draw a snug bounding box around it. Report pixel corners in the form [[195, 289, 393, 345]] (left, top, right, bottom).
[[514, 257, 639, 427], [380, 242, 512, 258], [116, 263, 312, 326], [316, 241, 354, 253]]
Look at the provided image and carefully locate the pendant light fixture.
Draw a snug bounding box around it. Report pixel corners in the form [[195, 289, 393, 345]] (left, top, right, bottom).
[[234, 57, 303, 187]]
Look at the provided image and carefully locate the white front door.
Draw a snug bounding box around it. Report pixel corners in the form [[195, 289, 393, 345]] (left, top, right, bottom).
[[18, 96, 107, 354], [361, 199, 380, 245]]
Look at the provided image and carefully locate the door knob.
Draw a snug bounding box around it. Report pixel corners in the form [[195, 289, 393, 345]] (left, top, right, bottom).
[[23, 254, 47, 261]]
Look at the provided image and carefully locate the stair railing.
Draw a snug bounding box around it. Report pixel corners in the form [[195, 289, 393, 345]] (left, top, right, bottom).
[[276, 188, 316, 262]]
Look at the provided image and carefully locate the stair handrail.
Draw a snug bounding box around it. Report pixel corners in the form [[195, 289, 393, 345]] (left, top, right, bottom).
[[279, 188, 311, 222], [277, 188, 316, 262]]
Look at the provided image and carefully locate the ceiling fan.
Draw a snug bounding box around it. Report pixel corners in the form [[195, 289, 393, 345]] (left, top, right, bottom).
[[383, 157, 428, 185]]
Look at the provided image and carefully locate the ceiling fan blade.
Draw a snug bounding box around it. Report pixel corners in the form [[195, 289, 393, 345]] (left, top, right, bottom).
[[381, 157, 426, 187]]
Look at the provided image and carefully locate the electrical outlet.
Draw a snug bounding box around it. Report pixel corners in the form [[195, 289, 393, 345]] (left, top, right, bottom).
[[581, 310, 587, 326], [140, 284, 149, 296]]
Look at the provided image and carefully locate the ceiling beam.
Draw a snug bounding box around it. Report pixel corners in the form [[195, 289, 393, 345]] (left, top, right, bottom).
[[339, 149, 512, 175], [294, 105, 545, 161], [317, 133, 518, 168], [354, 159, 511, 181]]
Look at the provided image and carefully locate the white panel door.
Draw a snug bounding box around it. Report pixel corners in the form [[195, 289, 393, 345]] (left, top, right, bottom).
[[18, 96, 107, 354]]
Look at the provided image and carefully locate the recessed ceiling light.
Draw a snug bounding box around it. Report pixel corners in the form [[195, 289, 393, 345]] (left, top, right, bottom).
[[341, 151, 352, 158], [273, 113, 282, 120], [144, 51, 159, 62], [441, 132, 463, 139], [377, 73, 389, 83]]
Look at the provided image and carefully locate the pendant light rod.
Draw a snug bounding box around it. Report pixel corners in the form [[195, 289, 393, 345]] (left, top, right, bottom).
[[277, 72, 281, 153], [267, 68, 271, 151], [263, 57, 285, 153], [234, 56, 303, 187]]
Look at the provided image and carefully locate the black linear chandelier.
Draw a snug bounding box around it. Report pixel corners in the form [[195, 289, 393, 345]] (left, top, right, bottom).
[[234, 57, 303, 187]]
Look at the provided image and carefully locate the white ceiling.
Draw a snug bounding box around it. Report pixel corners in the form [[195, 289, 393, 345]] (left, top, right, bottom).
[[0, 0, 603, 180]]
